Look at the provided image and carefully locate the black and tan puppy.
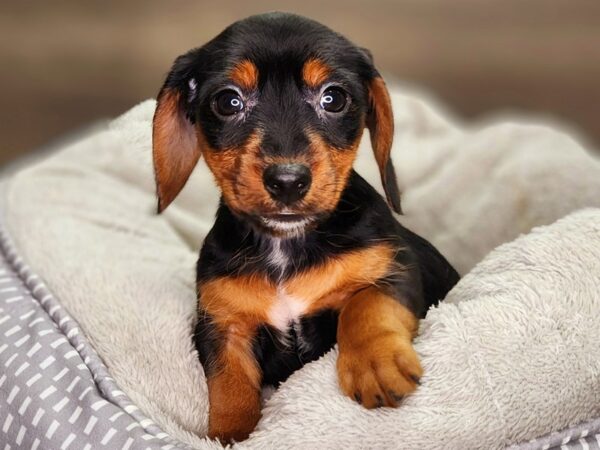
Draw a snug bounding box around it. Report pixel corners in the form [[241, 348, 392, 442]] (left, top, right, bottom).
[[152, 12, 459, 443]]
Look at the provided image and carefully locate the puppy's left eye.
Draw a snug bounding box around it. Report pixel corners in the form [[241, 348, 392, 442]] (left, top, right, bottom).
[[320, 87, 347, 113], [214, 90, 245, 116]]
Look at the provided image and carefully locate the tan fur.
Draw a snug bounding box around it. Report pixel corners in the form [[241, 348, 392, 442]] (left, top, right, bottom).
[[302, 58, 331, 88], [300, 131, 362, 215], [366, 77, 398, 210], [207, 327, 261, 442], [201, 132, 272, 215], [286, 244, 397, 314], [337, 286, 422, 408], [230, 60, 259, 90], [200, 274, 275, 328], [368, 77, 394, 176], [152, 89, 201, 212]]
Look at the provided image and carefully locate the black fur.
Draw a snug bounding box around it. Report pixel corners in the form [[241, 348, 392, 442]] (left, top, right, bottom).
[[254, 309, 339, 386]]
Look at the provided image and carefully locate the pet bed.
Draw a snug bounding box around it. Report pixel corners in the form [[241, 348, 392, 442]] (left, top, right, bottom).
[[1, 86, 599, 449]]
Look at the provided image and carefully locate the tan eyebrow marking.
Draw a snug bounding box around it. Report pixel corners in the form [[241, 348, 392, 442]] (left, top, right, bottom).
[[229, 59, 259, 90], [302, 58, 331, 88]]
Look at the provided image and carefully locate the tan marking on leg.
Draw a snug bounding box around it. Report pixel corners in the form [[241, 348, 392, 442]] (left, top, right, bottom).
[[336, 286, 422, 409], [199, 274, 276, 327], [206, 324, 261, 443]]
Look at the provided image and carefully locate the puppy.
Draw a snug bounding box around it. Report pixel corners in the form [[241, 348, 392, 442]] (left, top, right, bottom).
[[152, 12, 459, 443]]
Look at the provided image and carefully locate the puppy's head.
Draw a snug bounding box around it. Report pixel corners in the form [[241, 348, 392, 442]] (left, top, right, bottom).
[[153, 12, 399, 236]]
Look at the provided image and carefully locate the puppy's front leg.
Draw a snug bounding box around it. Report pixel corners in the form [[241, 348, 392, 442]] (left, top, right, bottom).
[[337, 286, 423, 408], [204, 322, 261, 443]]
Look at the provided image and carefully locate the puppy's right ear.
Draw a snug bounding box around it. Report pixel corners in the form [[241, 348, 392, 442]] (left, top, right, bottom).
[[153, 52, 202, 213]]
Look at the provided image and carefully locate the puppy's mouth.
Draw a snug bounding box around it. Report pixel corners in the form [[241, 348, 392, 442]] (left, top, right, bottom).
[[259, 213, 315, 234]]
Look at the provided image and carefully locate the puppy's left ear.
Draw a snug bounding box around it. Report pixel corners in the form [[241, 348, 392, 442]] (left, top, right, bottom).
[[153, 52, 203, 213], [362, 51, 401, 214]]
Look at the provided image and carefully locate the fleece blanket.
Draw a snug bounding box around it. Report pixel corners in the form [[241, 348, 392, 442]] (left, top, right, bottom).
[[2, 87, 600, 448]]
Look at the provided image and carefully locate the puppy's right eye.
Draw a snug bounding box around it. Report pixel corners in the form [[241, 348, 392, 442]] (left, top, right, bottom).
[[214, 90, 245, 116], [320, 87, 347, 113]]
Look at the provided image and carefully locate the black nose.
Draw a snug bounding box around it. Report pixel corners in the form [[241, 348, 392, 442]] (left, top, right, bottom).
[[263, 164, 312, 204]]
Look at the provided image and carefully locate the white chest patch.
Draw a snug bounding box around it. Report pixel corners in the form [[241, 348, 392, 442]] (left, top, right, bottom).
[[267, 238, 288, 273], [268, 286, 308, 332]]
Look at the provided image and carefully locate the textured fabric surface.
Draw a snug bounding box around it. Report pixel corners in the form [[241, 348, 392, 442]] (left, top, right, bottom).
[[510, 416, 600, 450], [0, 224, 197, 449], [2, 88, 600, 448], [1, 105, 217, 449]]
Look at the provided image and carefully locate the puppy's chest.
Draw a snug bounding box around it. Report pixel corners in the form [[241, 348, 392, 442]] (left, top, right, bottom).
[[264, 240, 309, 331], [199, 241, 394, 334], [263, 239, 394, 332], [267, 285, 308, 332], [263, 279, 343, 356]]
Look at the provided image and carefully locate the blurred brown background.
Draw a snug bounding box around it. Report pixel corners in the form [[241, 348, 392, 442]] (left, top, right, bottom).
[[1, 0, 599, 166]]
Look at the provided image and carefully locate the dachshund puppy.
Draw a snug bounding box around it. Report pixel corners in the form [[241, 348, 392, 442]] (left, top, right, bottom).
[[152, 12, 459, 443]]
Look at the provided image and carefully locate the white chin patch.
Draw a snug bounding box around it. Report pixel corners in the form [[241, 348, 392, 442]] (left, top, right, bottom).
[[261, 217, 311, 234]]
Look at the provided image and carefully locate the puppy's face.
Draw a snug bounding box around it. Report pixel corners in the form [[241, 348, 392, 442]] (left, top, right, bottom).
[[153, 13, 399, 236]]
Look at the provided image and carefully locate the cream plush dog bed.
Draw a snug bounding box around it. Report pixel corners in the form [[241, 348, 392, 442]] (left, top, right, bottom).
[[2, 87, 600, 449]]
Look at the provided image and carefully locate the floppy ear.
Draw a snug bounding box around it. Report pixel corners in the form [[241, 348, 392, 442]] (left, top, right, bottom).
[[153, 57, 202, 213], [365, 75, 402, 214]]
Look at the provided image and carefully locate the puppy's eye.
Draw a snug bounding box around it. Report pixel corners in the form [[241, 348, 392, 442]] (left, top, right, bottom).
[[320, 88, 347, 113], [214, 90, 244, 116]]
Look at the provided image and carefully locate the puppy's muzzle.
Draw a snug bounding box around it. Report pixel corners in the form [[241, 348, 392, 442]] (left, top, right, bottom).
[[263, 164, 311, 205]]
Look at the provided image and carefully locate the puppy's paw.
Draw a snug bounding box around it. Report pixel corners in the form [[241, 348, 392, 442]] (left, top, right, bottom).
[[207, 404, 260, 444], [337, 332, 422, 408], [207, 374, 261, 443]]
